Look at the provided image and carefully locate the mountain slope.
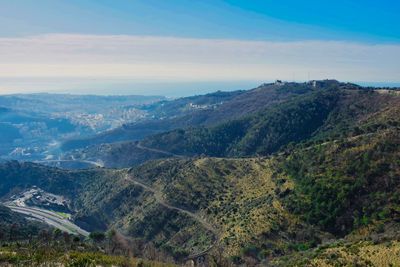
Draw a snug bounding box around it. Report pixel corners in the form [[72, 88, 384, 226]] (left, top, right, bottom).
[[61, 81, 325, 151], [127, 157, 326, 258], [140, 87, 399, 159], [140, 89, 339, 157], [280, 95, 400, 235]]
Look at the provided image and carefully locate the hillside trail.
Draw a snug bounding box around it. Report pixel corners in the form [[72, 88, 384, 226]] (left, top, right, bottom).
[[124, 173, 219, 258], [136, 142, 185, 158], [299, 128, 398, 153], [124, 174, 217, 235]]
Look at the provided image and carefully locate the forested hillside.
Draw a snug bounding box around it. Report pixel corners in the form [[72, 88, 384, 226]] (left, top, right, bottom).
[[140, 86, 399, 159], [140, 89, 339, 157]]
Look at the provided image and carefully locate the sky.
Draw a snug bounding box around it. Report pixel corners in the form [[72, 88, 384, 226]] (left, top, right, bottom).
[[0, 0, 399, 96]]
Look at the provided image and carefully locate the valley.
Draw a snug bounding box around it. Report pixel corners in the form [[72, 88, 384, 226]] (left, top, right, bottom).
[[0, 94, 165, 163]]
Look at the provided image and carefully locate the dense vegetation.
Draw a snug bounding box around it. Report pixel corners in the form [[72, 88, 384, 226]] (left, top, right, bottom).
[[141, 89, 339, 157], [104, 84, 400, 265], [280, 93, 400, 235]]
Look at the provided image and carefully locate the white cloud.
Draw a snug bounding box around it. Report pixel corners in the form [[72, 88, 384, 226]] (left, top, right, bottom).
[[0, 34, 399, 86]]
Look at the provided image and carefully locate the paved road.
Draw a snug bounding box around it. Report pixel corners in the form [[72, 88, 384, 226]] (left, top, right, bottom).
[[5, 204, 90, 237], [125, 174, 218, 259]]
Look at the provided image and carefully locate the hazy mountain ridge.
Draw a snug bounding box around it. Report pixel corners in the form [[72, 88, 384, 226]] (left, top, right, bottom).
[[0, 94, 165, 114], [0, 94, 166, 162]]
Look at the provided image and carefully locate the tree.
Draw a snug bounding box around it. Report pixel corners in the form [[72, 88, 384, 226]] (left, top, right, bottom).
[[89, 231, 106, 243], [53, 228, 62, 239]]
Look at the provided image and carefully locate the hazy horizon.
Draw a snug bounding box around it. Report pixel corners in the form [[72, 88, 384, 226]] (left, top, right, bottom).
[[0, 1, 399, 95], [0, 79, 400, 98]]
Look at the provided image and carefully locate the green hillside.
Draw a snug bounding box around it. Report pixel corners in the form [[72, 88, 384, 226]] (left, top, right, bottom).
[[140, 86, 399, 159], [0, 162, 215, 260], [280, 95, 400, 235], [140, 89, 339, 157]]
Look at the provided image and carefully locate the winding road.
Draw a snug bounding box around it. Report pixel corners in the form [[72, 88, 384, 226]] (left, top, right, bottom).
[[124, 174, 219, 259], [136, 142, 185, 158]]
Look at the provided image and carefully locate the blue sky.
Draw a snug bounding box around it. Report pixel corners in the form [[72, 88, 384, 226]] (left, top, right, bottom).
[[0, 0, 399, 95], [1, 0, 399, 42]]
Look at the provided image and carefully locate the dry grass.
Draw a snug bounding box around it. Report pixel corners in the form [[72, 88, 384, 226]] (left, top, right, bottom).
[[310, 241, 400, 267]]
